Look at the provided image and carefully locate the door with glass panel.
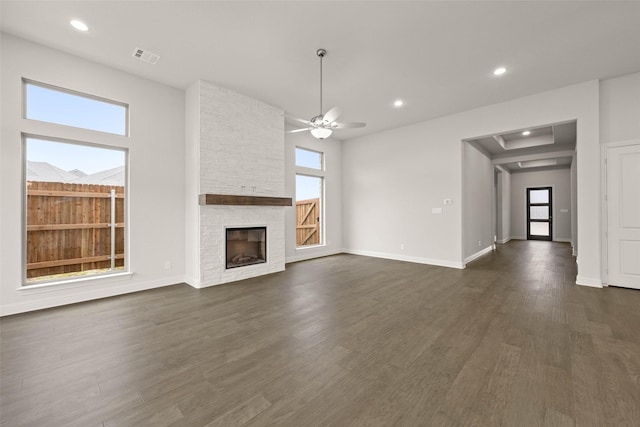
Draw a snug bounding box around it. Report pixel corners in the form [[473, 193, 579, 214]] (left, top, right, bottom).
[[527, 187, 552, 241]]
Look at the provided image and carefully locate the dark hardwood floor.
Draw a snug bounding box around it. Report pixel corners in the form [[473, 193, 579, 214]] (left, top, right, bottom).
[[1, 241, 639, 426]]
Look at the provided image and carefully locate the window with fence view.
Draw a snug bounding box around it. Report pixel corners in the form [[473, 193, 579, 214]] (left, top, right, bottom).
[[295, 147, 323, 247], [23, 80, 128, 284], [25, 138, 126, 283]]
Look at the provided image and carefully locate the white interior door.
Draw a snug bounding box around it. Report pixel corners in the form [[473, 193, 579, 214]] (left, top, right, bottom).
[[607, 142, 640, 289]]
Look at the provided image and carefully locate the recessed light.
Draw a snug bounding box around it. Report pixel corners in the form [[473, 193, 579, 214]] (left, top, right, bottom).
[[393, 99, 404, 107], [522, 130, 531, 136], [70, 20, 89, 32], [493, 67, 507, 76]]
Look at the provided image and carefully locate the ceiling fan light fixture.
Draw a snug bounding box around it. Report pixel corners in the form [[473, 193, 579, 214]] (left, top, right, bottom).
[[70, 19, 89, 32], [285, 48, 365, 139], [493, 67, 507, 76], [310, 127, 332, 139]]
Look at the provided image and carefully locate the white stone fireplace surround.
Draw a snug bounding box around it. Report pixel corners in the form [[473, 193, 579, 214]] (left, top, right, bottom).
[[201, 207, 284, 284], [185, 80, 287, 288]]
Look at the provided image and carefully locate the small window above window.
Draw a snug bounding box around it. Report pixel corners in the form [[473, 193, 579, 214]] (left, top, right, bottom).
[[24, 80, 128, 136], [295, 147, 323, 170]]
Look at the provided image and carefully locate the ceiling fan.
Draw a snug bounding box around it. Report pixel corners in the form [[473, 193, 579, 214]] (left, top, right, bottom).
[[287, 48, 366, 139]]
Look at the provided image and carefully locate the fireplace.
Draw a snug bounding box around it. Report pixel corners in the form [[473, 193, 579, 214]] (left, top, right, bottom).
[[226, 227, 267, 269]]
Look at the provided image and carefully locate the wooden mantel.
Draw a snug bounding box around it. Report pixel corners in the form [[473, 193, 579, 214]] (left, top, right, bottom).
[[199, 194, 292, 206]]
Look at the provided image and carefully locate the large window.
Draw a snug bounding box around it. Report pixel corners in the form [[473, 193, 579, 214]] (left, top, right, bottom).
[[295, 147, 324, 247], [23, 80, 128, 284]]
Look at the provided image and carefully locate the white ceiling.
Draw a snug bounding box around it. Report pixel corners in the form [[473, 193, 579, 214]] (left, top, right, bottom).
[[2, 1, 640, 140]]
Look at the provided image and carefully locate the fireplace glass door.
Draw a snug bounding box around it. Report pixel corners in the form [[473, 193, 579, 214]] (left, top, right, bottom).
[[226, 227, 266, 269]]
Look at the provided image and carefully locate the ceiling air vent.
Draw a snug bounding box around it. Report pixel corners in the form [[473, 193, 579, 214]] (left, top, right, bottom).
[[133, 48, 160, 64]]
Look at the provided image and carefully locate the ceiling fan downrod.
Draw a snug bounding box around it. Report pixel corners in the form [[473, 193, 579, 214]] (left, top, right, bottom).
[[317, 48, 326, 119]]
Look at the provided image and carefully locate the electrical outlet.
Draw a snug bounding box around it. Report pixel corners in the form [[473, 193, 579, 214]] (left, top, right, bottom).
[[164, 261, 171, 270], [400, 243, 405, 250], [478, 240, 481, 247]]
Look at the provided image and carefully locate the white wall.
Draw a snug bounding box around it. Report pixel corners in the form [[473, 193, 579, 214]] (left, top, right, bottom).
[[571, 153, 578, 254], [285, 132, 343, 263], [343, 80, 599, 281], [495, 170, 502, 242], [495, 166, 511, 244], [600, 72, 640, 144], [184, 81, 201, 286], [463, 143, 494, 261], [500, 168, 512, 243], [0, 34, 185, 315], [509, 169, 572, 242], [343, 116, 464, 269]]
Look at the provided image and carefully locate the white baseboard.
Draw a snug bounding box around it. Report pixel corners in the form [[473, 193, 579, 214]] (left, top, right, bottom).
[[464, 246, 494, 265], [503, 236, 571, 244], [497, 238, 511, 244], [1, 275, 185, 317], [183, 275, 201, 289], [344, 249, 465, 269], [576, 276, 603, 288], [197, 281, 226, 289], [286, 247, 345, 264]]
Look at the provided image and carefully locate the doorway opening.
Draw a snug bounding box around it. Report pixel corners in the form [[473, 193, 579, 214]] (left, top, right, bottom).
[[527, 187, 552, 241]]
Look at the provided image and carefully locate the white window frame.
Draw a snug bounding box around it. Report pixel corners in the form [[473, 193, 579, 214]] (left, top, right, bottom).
[[20, 79, 130, 288], [295, 147, 326, 249], [23, 78, 129, 136]]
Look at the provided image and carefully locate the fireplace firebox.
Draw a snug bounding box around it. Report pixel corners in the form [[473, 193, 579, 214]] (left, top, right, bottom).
[[226, 227, 266, 269]]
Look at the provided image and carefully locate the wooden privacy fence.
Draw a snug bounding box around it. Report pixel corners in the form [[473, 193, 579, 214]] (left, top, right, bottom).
[[296, 198, 320, 246], [26, 181, 125, 280]]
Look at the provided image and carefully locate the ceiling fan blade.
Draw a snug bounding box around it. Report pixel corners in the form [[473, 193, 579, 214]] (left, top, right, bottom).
[[286, 115, 312, 126], [331, 121, 366, 129], [322, 106, 342, 124], [286, 127, 314, 134]]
